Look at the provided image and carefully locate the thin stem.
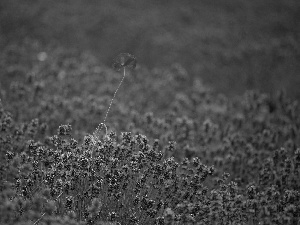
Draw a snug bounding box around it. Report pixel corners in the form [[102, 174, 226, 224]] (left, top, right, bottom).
[[94, 67, 126, 139], [33, 212, 45, 225], [33, 192, 63, 225]]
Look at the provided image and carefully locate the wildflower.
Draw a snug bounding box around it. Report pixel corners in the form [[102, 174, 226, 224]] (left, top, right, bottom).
[[108, 211, 117, 221], [57, 124, 72, 136]]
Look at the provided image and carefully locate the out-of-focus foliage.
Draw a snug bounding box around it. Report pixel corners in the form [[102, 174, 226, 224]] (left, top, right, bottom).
[[0, 0, 300, 99], [0, 39, 300, 224]]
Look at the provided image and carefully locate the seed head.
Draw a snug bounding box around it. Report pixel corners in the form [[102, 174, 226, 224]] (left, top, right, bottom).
[[112, 53, 137, 71]]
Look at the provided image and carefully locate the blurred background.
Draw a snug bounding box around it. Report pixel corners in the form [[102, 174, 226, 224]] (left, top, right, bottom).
[[0, 0, 299, 99]]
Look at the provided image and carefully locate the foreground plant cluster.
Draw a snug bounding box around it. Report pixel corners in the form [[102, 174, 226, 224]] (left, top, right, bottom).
[[0, 40, 300, 225]]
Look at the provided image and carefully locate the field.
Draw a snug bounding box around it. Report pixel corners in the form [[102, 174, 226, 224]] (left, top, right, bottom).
[[0, 1, 300, 224], [1, 0, 300, 99]]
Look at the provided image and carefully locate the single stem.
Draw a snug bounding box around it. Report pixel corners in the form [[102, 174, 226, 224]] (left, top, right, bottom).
[[33, 212, 45, 225], [94, 67, 126, 139]]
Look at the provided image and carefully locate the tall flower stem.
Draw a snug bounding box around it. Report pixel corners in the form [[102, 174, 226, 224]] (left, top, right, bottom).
[[94, 67, 126, 139]]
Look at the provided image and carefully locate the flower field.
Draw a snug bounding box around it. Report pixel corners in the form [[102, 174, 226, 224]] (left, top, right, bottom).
[[0, 39, 299, 224]]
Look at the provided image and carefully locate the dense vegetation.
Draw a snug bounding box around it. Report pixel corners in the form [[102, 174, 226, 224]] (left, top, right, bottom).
[[0, 39, 299, 224]]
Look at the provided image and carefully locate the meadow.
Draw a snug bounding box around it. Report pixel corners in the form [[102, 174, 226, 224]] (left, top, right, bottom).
[[0, 39, 299, 224], [0, 0, 300, 224]]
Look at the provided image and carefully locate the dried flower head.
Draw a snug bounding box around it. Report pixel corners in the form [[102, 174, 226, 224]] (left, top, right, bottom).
[[112, 53, 137, 71], [93, 53, 137, 141]]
